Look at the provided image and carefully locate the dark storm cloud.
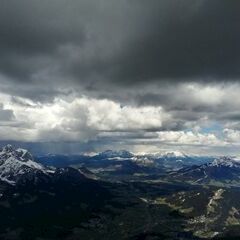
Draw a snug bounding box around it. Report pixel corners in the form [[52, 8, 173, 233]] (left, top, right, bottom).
[[0, 0, 87, 55], [61, 0, 240, 86], [1, 0, 240, 141], [0, 0, 240, 89], [111, 0, 240, 83], [0, 0, 87, 81]]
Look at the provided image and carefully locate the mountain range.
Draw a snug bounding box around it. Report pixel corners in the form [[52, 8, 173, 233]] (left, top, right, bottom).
[[1, 145, 240, 239], [170, 156, 240, 185]]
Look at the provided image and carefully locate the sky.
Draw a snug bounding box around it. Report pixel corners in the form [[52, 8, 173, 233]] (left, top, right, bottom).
[[0, 0, 240, 155]]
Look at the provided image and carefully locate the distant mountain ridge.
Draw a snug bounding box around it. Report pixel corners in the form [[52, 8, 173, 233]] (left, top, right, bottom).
[[171, 156, 240, 184], [36, 149, 216, 174], [0, 145, 225, 183], [98, 150, 134, 159]]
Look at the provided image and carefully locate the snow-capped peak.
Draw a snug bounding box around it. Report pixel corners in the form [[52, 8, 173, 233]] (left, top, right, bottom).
[[210, 156, 240, 168], [0, 145, 38, 164], [147, 150, 187, 159], [163, 151, 187, 158], [99, 150, 133, 158], [0, 145, 48, 185], [136, 150, 188, 159], [1, 144, 14, 153]]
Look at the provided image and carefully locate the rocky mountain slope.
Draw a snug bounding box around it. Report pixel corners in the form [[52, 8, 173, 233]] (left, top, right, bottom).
[[0, 145, 93, 186], [170, 156, 240, 185]]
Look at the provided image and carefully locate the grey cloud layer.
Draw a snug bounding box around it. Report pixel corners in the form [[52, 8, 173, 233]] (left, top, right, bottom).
[[1, 0, 240, 96], [0, 0, 240, 154], [0, 104, 15, 121]]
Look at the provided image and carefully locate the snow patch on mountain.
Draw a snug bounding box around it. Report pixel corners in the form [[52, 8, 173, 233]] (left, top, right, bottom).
[[98, 150, 134, 159], [162, 151, 187, 158], [0, 145, 49, 185], [210, 156, 240, 168]]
